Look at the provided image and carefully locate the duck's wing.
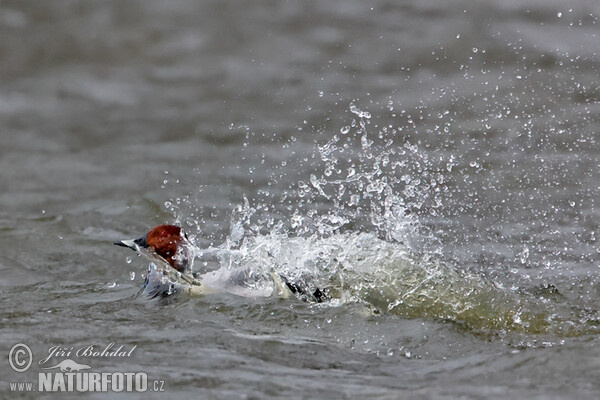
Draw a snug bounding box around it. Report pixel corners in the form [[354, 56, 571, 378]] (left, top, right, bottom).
[[141, 262, 215, 298]]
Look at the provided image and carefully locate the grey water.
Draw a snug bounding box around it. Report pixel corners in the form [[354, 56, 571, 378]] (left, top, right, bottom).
[[2, 1, 600, 398]]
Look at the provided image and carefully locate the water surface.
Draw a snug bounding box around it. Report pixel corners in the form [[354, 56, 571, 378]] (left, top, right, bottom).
[[1, 1, 600, 398]]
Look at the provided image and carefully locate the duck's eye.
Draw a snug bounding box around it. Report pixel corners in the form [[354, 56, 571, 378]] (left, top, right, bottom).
[[161, 231, 168, 236]]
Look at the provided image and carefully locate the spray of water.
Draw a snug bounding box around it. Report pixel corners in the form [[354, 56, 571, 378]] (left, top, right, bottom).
[[160, 104, 600, 336]]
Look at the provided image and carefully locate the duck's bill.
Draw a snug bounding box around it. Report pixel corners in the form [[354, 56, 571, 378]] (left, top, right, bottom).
[[114, 234, 149, 251], [114, 239, 137, 250]]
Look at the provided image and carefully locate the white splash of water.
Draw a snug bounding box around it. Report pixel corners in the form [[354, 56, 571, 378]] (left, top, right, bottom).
[[158, 104, 600, 335]]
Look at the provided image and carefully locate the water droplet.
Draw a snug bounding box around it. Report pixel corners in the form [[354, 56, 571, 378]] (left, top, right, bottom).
[[126, 256, 132, 264], [557, 12, 562, 18], [569, 200, 576, 207], [310, 174, 319, 187], [340, 126, 350, 134], [349, 103, 371, 119], [361, 133, 373, 149], [291, 213, 303, 228], [520, 245, 529, 264], [129, 271, 136, 280], [513, 313, 522, 324]]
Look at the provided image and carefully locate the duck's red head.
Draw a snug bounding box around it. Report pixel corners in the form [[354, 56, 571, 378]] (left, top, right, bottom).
[[115, 224, 188, 272]]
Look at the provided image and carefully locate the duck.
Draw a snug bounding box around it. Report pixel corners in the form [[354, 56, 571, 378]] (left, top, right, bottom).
[[114, 224, 328, 301]]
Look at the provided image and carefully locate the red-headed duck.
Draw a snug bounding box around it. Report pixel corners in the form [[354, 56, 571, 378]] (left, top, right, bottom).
[[115, 224, 328, 302]]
